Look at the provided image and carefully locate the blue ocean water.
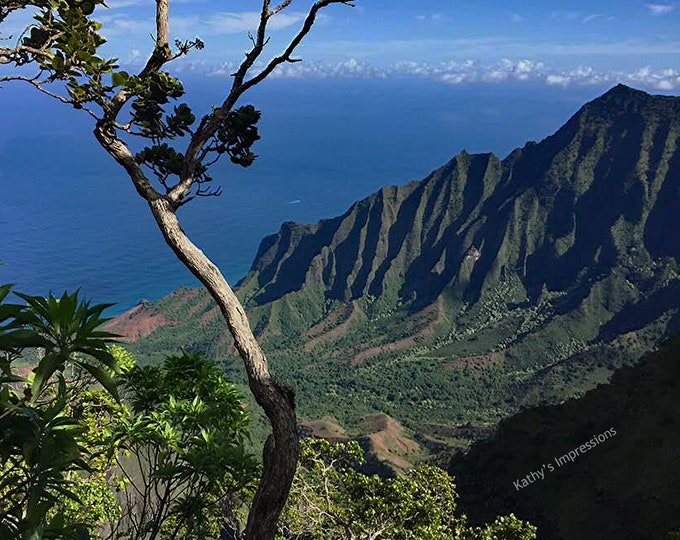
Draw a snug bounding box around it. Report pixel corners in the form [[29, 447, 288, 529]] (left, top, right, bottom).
[[0, 77, 608, 315]]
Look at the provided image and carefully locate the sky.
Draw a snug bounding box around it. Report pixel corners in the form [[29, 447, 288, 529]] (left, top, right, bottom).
[[2, 0, 680, 89]]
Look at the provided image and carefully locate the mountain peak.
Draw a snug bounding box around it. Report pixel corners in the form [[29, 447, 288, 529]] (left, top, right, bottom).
[[580, 83, 668, 119], [597, 83, 651, 103], [604, 82, 644, 96]]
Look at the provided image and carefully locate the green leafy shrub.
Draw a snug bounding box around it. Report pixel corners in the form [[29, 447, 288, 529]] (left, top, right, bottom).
[[0, 285, 121, 538], [0, 286, 258, 539], [112, 351, 259, 540], [277, 438, 535, 540]]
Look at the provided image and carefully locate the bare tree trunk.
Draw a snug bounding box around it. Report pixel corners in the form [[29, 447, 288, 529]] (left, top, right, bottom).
[[146, 197, 299, 539], [87, 4, 355, 535]]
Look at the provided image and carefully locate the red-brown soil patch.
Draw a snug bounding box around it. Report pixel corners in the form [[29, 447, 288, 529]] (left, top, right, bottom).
[[175, 287, 201, 302], [106, 302, 176, 342], [187, 295, 213, 318], [359, 413, 421, 471], [199, 306, 220, 327], [303, 301, 364, 352], [443, 349, 506, 370], [215, 329, 239, 356], [303, 303, 350, 339], [351, 337, 417, 366], [351, 297, 445, 365]]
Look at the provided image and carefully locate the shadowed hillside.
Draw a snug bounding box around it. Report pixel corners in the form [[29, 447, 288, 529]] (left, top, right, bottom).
[[449, 335, 680, 540]]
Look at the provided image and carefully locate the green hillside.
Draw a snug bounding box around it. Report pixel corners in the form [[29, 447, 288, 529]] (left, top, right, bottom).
[[112, 84, 680, 456]]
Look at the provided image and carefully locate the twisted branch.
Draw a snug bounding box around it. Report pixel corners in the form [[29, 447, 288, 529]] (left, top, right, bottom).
[[170, 0, 355, 207]]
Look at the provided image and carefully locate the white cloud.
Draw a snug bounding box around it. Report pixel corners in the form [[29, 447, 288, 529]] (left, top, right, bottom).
[[125, 48, 143, 64], [546, 66, 603, 86], [97, 13, 152, 37], [515, 59, 544, 78], [581, 14, 603, 24], [416, 13, 446, 22], [119, 52, 680, 93], [198, 11, 306, 35], [510, 13, 524, 23], [550, 11, 584, 22], [392, 58, 546, 85], [396, 59, 680, 91], [549, 11, 609, 24], [626, 65, 679, 89], [645, 3, 675, 14], [544, 64, 679, 90], [104, 0, 144, 9], [479, 59, 544, 82], [195, 57, 388, 80], [99, 10, 306, 39], [546, 74, 571, 86]]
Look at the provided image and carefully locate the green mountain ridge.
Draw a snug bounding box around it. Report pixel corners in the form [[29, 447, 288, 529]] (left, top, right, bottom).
[[114, 84, 680, 458], [241, 83, 679, 311]]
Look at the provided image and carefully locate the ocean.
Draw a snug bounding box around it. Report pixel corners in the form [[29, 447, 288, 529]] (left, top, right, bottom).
[[0, 77, 609, 315]]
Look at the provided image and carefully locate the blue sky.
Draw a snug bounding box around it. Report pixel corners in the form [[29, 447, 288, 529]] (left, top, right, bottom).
[[2, 0, 680, 89]]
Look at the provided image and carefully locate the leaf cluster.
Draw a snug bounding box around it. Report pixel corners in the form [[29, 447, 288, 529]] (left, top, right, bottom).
[[278, 438, 536, 540], [122, 71, 188, 139], [0, 284, 122, 538], [23, 0, 116, 107], [112, 352, 259, 540], [213, 105, 262, 167]]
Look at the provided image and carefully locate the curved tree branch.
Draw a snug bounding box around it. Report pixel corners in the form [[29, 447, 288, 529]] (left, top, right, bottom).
[[171, 0, 355, 207]]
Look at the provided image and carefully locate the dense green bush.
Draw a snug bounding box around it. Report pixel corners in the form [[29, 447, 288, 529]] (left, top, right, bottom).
[[0, 286, 257, 539], [111, 351, 259, 540], [0, 286, 121, 538], [278, 438, 536, 540]]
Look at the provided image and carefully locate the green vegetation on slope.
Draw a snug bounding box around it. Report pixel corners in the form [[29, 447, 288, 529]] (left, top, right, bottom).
[[1, 287, 537, 539], [116, 85, 680, 456]]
